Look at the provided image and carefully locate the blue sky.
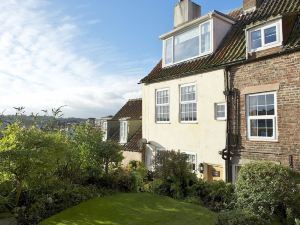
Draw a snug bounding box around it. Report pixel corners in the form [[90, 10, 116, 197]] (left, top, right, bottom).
[[0, 0, 242, 118]]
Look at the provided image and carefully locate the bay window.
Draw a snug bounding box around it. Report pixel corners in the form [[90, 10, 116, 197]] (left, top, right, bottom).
[[180, 84, 197, 122], [156, 89, 170, 122], [247, 92, 277, 140], [163, 20, 212, 66]]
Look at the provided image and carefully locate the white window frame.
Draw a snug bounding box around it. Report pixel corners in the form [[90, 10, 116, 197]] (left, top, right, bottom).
[[247, 19, 282, 53], [215, 102, 227, 121], [162, 19, 213, 67], [182, 151, 197, 173], [180, 83, 197, 123], [246, 91, 278, 141], [163, 37, 174, 67], [155, 88, 170, 124], [119, 120, 128, 144], [102, 121, 108, 141]]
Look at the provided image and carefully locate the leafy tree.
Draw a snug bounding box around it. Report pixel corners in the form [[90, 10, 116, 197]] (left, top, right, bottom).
[[70, 123, 123, 175], [94, 141, 123, 175], [0, 122, 69, 206]]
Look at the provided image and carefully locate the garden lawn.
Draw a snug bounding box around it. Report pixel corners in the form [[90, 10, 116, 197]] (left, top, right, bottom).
[[40, 193, 216, 225]]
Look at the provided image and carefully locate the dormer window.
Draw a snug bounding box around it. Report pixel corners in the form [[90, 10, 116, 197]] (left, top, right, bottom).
[[119, 120, 128, 144], [248, 19, 282, 52], [163, 20, 212, 66]]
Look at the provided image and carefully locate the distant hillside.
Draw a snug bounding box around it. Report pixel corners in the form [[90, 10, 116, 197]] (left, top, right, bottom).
[[0, 115, 86, 127]]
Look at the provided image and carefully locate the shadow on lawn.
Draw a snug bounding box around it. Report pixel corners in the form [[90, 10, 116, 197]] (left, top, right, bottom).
[[41, 193, 215, 225]]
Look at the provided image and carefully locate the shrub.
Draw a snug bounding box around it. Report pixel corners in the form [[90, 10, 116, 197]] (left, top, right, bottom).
[[189, 180, 235, 211], [215, 210, 267, 225], [236, 162, 298, 223], [16, 183, 101, 225], [154, 150, 197, 199]]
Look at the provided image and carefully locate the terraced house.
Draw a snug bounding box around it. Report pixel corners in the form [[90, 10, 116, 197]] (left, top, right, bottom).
[[140, 0, 300, 182]]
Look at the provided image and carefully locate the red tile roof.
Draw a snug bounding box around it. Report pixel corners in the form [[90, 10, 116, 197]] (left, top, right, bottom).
[[124, 127, 142, 152], [112, 98, 142, 121], [141, 0, 300, 84]]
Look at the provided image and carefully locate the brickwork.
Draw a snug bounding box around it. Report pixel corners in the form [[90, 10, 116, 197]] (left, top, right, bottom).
[[230, 51, 300, 170]]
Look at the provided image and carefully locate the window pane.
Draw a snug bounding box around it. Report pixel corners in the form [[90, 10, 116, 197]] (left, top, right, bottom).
[[258, 119, 266, 128], [266, 94, 274, 105], [174, 27, 199, 63], [258, 127, 267, 137], [201, 22, 211, 53], [267, 128, 274, 137], [258, 95, 266, 105], [249, 96, 257, 106], [264, 26, 277, 44], [251, 30, 262, 49], [164, 38, 173, 65], [267, 105, 274, 115], [258, 106, 266, 115], [250, 119, 258, 136]]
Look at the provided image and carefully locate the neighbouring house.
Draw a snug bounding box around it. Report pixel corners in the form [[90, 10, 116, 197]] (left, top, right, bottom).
[[140, 0, 300, 182], [100, 99, 143, 166], [226, 0, 300, 182]]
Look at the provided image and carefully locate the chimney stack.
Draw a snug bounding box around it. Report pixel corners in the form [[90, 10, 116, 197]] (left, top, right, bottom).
[[174, 0, 201, 28], [243, 0, 264, 12]]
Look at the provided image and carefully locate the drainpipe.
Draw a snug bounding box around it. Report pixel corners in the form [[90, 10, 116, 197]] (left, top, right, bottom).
[[222, 68, 233, 183]]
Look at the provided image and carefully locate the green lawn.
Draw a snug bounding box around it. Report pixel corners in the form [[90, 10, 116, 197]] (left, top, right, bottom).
[[40, 193, 216, 225]]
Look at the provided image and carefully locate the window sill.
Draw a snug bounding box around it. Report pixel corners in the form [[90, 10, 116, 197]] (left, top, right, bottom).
[[216, 118, 227, 121], [156, 122, 171, 124], [248, 42, 282, 54], [180, 121, 198, 124], [247, 138, 279, 143]]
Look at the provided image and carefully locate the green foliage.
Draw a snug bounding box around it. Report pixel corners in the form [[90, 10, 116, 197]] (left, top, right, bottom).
[[70, 123, 123, 176], [16, 182, 101, 225], [189, 180, 235, 212], [153, 150, 197, 199], [0, 122, 69, 206], [236, 162, 298, 223], [215, 210, 267, 225]]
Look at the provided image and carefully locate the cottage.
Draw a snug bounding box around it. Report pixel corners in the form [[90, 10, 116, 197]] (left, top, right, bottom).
[[140, 0, 300, 182]]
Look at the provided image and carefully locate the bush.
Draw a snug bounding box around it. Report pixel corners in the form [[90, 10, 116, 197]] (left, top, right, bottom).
[[16, 182, 101, 225], [189, 180, 235, 211], [236, 162, 298, 223], [215, 210, 267, 225], [154, 150, 197, 199]]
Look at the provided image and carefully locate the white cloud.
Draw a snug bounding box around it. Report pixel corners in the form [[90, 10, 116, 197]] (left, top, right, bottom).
[[0, 0, 153, 118]]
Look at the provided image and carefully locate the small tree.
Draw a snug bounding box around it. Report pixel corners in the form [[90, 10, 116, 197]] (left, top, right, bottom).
[[236, 162, 298, 223], [93, 141, 123, 175], [71, 123, 123, 175], [0, 122, 69, 205]]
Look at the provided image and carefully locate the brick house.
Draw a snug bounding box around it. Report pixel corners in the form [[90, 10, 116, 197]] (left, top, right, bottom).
[[140, 0, 300, 182], [99, 99, 143, 166]]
